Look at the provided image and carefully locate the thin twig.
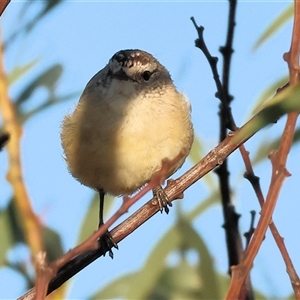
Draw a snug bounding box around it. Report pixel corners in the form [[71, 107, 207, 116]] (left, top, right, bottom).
[[191, 17, 236, 130], [0, 131, 9, 150], [192, 7, 254, 298], [243, 210, 256, 248]]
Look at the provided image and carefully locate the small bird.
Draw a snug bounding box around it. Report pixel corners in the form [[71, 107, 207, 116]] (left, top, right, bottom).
[[61, 49, 194, 257]]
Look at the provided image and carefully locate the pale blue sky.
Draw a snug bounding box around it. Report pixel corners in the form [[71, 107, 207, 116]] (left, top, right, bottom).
[[0, 1, 298, 299]]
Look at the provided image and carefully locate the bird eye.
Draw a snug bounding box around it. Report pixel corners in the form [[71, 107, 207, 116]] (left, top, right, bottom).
[[142, 71, 152, 81]]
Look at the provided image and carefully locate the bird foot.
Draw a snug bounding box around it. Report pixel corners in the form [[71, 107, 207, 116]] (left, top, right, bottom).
[[98, 229, 118, 259], [152, 185, 172, 214]]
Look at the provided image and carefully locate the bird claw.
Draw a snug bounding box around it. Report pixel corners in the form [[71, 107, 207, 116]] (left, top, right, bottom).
[[98, 230, 118, 259], [152, 186, 172, 214]]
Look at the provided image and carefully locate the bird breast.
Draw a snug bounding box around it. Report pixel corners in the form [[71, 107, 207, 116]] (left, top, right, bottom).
[[61, 82, 193, 195]]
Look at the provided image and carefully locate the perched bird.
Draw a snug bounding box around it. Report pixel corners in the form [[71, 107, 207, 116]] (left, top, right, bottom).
[[61, 49, 194, 257]]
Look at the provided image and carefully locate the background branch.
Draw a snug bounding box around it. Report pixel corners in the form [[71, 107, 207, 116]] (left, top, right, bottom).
[[0, 30, 45, 262]]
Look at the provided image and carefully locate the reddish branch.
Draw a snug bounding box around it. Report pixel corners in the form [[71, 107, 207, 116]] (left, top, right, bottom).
[[0, 0, 9, 17], [225, 1, 300, 299]]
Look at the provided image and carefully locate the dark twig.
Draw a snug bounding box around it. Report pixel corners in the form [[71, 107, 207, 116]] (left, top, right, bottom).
[[0, 131, 9, 150], [244, 210, 256, 248], [217, 0, 246, 281], [191, 4, 242, 271], [219, 0, 237, 107], [192, 2, 254, 298], [190, 17, 236, 131]]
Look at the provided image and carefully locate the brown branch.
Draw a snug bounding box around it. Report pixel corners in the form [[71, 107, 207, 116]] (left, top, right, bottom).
[[243, 142, 300, 297], [0, 0, 10, 17], [225, 0, 300, 298]]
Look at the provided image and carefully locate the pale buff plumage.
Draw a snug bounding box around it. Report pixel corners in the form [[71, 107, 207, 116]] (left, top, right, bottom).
[[61, 50, 193, 196]]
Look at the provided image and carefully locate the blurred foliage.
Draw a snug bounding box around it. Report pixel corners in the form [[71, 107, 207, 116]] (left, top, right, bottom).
[[253, 4, 293, 51], [0, 0, 69, 294], [4, 0, 64, 48], [90, 196, 267, 300], [251, 5, 300, 168], [252, 127, 300, 166]]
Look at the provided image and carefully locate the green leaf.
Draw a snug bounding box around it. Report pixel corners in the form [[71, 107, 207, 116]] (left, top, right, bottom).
[[20, 0, 64, 33], [252, 127, 300, 165], [189, 134, 217, 190], [15, 64, 63, 106], [253, 5, 293, 51], [189, 134, 205, 165], [0, 198, 63, 266], [183, 219, 219, 299], [90, 272, 139, 299], [234, 84, 300, 145], [174, 218, 220, 299], [5, 198, 26, 246], [42, 226, 64, 262], [251, 76, 289, 116], [7, 58, 40, 86], [125, 193, 220, 299], [286, 293, 296, 300], [12, 64, 80, 123], [19, 90, 80, 124], [126, 225, 181, 299], [149, 260, 203, 300], [5, 1, 64, 47], [0, 209, 15, 265]]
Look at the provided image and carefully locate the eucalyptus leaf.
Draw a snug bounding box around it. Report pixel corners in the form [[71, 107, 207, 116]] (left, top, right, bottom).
[[19, 90, 80, 124], [189, 134, 216, 190], [7, 58, 40, 86], [251, 76, 289, 116], [176, 217, 220, 299], [234, 84, 300, 145], [0, 209, 14, 265], [5, 0, 64, 47], [20, 0, 64, 33], [90, 272, 138, 300], [126, 193, 219, 299], [149, 260, 203, 300], [42, 226, 64, 262], [252, 127, 300, 165], [6, 199, 25, 245], [15, 64, 63, 106], [253, 4, 293, 51]]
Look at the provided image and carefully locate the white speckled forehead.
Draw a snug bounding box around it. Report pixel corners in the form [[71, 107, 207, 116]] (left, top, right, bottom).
[[108, 49, 158, 75]]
